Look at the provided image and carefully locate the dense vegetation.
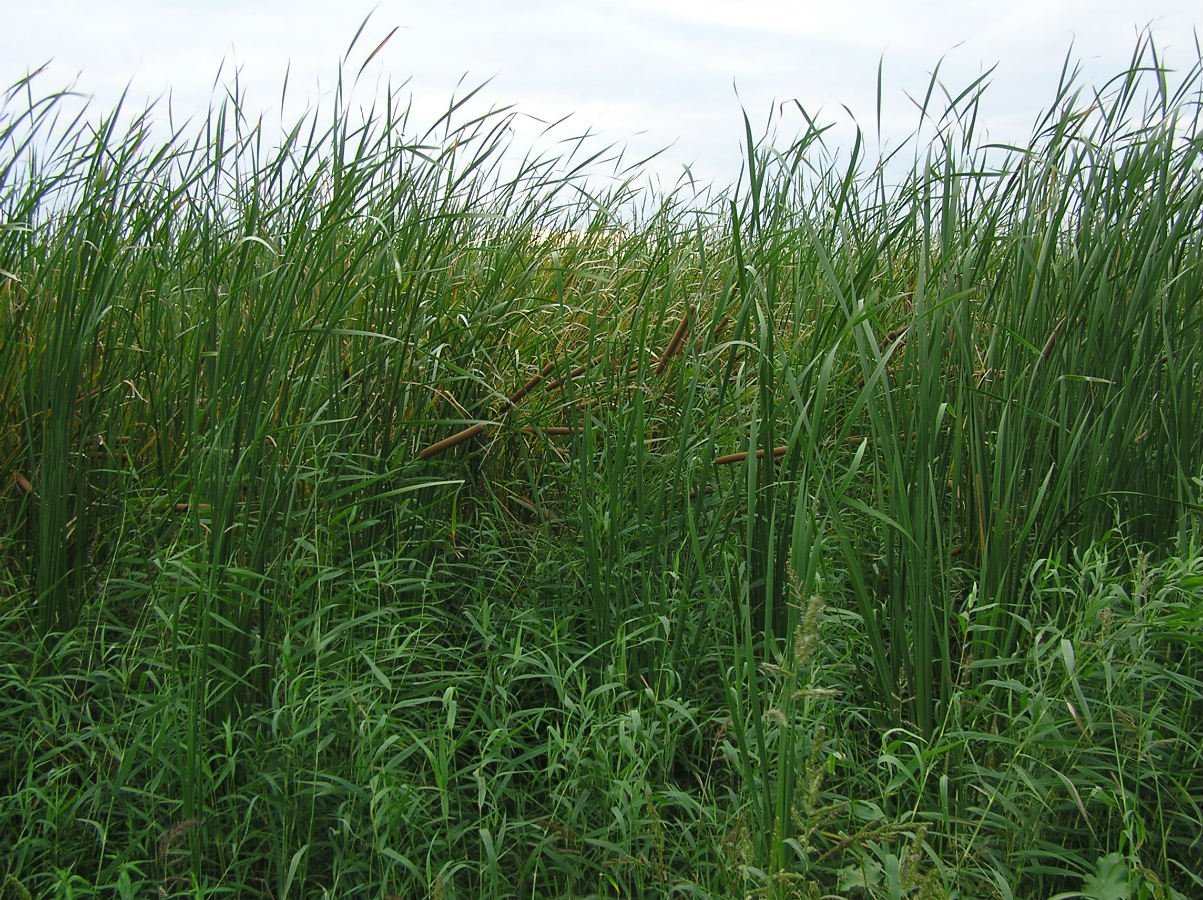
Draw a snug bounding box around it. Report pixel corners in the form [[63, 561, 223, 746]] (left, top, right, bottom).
[[2, 33, 1201, 899]]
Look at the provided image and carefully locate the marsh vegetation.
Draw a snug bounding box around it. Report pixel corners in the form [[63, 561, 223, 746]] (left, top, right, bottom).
[[1, 33, 1201, 899]]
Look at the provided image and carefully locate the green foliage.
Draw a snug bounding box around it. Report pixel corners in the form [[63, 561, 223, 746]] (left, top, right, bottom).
[[1, 27, 1201, 900]]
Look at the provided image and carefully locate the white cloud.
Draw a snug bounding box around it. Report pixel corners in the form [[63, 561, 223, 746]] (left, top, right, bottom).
[[4, 0, 1200, 190]]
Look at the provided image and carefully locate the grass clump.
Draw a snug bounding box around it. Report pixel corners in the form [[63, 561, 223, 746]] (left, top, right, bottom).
[[1, 29, 1201, 899]]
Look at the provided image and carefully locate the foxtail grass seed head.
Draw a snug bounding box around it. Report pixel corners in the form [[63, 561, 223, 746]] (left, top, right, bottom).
[[792, 592, 824, 671], [800, 724, 828, 825], [765, 706, 789, 728]]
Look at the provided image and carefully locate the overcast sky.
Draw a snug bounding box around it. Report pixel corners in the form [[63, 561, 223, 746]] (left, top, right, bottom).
[[4, 1, 1201, 190]]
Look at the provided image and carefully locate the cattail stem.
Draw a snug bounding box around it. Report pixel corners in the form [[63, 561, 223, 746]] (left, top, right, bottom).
[[520, 426, 578, 436], [506, 359, 557, 407], [546, 355, 601, 391], [418, 421, 491, 460], [1041, 317, 1066, 361], [420, 361, 558, 460], [655, 305, 693, 374], [713, 445, 788, 467]]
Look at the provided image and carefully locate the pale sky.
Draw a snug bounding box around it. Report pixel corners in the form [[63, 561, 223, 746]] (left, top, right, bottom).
[[4, 1, 1201, 190]]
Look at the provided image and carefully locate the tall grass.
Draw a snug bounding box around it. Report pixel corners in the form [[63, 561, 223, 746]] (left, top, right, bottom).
[[1, 29, 1200, 899]]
